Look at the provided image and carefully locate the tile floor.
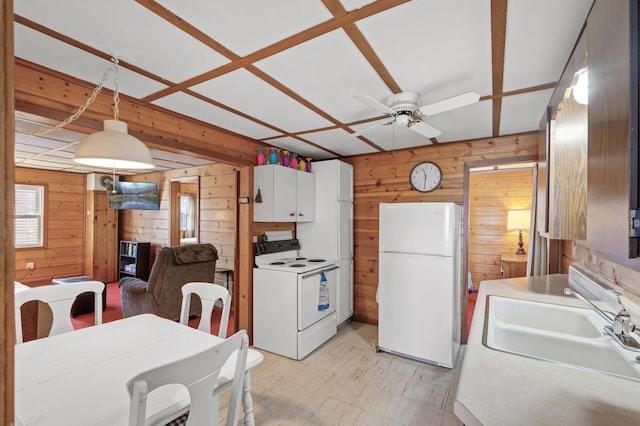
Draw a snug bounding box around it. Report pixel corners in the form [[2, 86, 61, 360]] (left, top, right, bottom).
[[222, 321, 465, 425]]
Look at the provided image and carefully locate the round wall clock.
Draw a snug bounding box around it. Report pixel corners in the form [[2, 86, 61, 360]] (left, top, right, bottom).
[[409, 161, 442, 193]]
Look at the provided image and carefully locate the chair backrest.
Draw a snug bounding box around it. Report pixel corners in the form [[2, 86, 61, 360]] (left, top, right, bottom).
[[180, 282, 231, 337], [147, 244, 218, 320], [127, 330, 248, 426], [14, 280, 105, 344]]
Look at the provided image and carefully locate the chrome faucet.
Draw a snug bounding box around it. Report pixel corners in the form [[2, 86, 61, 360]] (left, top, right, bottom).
[[564, 287, 640, 352], [613, 292, 635, 335], [563, 288, 614, 322]]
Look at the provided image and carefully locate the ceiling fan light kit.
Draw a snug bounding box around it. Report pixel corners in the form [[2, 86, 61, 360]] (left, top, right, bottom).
[[352, 90, 480, 139]]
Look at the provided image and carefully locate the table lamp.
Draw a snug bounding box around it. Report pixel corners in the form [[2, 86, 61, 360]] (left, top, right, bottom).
[[507, 209, 531, 255]]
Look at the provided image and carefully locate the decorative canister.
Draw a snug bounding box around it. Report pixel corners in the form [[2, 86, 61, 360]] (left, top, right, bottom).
[[281, 150, 290, 167], [298, 157, 306, 171], [305, 158, 312, 173], [268, 147, 278, 164], [256, 148, 265, 166], [290, 153, 298, 169]]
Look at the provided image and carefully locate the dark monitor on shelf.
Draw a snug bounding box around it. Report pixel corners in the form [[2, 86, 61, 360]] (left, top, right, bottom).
[[107, 181, 159, 210]]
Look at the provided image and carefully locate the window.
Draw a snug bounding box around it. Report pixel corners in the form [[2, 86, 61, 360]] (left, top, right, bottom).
[[15, 184, 44, 248]]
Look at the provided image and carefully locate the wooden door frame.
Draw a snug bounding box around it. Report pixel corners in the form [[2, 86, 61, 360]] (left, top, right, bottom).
[[2, 0, 15, 422], [168, 176, 200, 247], [462, 154, 537, 343]]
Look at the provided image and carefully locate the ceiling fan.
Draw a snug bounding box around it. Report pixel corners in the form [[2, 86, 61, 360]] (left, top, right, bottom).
[[352, 91, 480, 138]]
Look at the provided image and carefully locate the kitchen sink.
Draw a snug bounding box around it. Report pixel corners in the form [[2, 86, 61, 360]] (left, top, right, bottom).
[[483, 296, 640, 381]]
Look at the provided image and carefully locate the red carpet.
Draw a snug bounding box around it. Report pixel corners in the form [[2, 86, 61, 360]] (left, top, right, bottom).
[[71, 281, 235, 336]]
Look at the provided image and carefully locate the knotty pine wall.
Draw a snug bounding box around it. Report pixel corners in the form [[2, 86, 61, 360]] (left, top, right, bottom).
[[119, 164, 238, 271], [468, 168, 534, 289], [560, 241, 640, 307], [346, 133, 538, 325], [15, 168, 86, 284]]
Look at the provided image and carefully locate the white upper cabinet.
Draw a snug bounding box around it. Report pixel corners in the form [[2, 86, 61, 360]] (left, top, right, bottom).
[[254, 165, 315, 222]]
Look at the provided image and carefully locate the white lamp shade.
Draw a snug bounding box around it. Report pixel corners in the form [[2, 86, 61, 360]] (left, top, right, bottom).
[[73, 120, 154, 169], [507, 209, 531, 231]]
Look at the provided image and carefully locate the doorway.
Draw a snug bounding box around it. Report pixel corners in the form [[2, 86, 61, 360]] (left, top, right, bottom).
[[462, 158, 537, 341], [169, 177, 200, 246]]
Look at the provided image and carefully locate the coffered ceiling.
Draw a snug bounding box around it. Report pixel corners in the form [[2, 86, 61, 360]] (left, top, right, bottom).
[[13, 0, 593, 174]]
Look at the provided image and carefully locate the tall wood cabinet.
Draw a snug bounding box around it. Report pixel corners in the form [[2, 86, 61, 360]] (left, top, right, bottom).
[[84, 190, 118, 282], [587, 0, 640, 267]]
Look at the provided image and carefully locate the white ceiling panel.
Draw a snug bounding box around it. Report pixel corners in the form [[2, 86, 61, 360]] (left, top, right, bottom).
[[340, 0, 378, 12], [502, 0, 592, 91], [351, 122, 432, 152], [255, 29, 392, 123], [13, 1, 594, 172], [190, 68, 333, 133], [500, 89, 555, 135], [14, 24, 166, 99], [14, 0, 229, 82], [428, 100, 493, 142], [152, 92, 281, 140], [155, 0, 332, 57], [302, 128, 378, 157], [266, 137, 336, 160], [355, 0, 493, 99]]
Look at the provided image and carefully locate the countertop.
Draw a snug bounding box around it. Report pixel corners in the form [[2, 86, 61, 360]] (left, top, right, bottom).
[[454, 274, 640, 425]]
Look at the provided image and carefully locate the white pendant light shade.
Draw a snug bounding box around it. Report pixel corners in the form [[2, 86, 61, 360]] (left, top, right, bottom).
[[73, 120, 154, 169]]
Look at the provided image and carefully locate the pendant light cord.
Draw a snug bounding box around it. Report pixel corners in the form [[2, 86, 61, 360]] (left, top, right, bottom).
[[16, 57, 121, 136]]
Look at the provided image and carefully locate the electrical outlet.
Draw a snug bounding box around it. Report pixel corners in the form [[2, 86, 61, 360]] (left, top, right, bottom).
[[26, 262, 35, 270]]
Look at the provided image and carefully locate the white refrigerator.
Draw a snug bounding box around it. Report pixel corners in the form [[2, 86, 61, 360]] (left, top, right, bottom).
[[377, 202, 461, 368]]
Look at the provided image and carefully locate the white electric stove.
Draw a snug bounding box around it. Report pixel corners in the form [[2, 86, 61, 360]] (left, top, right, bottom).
[[253, 238, 338, 360]]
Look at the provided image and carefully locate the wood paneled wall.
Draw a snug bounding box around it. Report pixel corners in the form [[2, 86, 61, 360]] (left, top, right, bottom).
[[561, 240, 640, 307], [346, 133, 538, 325], [14, 168, 86, 284], [120, 164, 238, 270], [468, 169, 534, 289]]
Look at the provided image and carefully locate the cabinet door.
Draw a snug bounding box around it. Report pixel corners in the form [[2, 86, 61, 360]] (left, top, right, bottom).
[[338, 162, 353, 202], [336, 258, 353, 324], [273, 167, 297, 221], [337, 201, 353, 259], [254, 165, 275, 222], [587, 0, 640, 262], [296, 171, 315, 222]]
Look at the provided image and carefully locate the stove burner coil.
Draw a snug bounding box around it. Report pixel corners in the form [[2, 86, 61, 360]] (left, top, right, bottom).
[[290, 264, 306, 268], [270, 261, 286, 265], [309, 259, 326, 262]]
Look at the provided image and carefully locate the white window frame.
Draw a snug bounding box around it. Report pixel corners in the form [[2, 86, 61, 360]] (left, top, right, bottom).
[[15, 184, 44, 248]]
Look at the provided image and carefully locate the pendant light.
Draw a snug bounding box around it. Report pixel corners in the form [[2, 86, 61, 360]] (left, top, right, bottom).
[[17, 57, 154, 170]]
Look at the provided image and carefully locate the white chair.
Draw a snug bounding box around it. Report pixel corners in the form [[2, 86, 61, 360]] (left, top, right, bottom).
[[14, 280, 105, 344], [127, 330, 249, 426], [180, 282, 231, 337]]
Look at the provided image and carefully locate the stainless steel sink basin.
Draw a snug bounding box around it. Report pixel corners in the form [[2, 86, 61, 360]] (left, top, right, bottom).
[[484, 296, 640, 381]]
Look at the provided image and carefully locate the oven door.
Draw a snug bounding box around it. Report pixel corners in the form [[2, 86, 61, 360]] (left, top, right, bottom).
[[298, 266, 338, 330]]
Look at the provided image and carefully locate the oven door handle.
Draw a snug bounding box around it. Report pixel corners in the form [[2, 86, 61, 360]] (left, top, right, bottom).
[[301, 265, 339, 278]]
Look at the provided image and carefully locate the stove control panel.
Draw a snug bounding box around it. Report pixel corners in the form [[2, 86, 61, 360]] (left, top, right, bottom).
[[253, 238, 301, 256]]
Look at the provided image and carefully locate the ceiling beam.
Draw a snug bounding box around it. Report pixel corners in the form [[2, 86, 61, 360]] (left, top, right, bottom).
[[14, 60, 261, 166], [491, 0, 508, 137]]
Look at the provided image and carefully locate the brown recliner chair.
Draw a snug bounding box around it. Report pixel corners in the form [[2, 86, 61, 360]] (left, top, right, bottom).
[[119, 243, 218, 321]]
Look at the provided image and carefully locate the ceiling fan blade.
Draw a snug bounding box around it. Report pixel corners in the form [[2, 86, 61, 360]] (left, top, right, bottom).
[[408, 120, 442, 138], [417, 91, 480, 116], [351, 119, 394, 137], [353, 94, 395, 115]]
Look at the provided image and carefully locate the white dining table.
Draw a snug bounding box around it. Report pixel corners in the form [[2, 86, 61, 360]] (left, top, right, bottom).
[[15, 314, 263, 426]]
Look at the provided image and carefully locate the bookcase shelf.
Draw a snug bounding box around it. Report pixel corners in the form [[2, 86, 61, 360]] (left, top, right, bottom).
[[118, 241, 150, 281]]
